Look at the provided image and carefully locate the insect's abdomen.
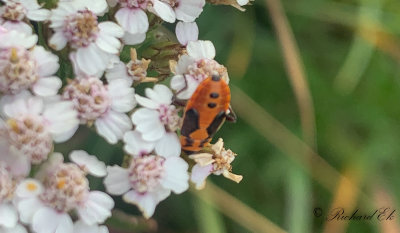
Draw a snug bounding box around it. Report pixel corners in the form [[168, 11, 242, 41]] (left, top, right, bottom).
[[180, 76, 231, 153]]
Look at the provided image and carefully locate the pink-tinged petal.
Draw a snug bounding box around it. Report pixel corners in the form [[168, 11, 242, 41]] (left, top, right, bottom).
[[152, 0, 176, 23], [175, 0, 205, 22], [69, 150, 107, 177], [174, 75, 200, 99], [176, 21, 198, 45], [0, 140, 30, 177], [161, 157, 189, 194], [52, 124, 79, 143], [31, 46, 60, 76], [0, 203, 17, 228], [122, 32, 146, 45], [190, 164, 213, 189], [73, 0, 108, 15], [49, 31, 68, 51], [115, 8, 148, 34], [77, 191, 114, 225], [95, 110, 132, 144], [155, 132, 181, 158], [108, 79, 136, 112], [32, 77, 62, 97], [144, 84, 173, 105], [104, 165, 131, 195], [123, 131, 155, 157], [32, 207, 73, 233], [187, 40, 216, 60], [173, 55, 195, 74], [27, 8, 50, 21], [123, 188, 170, 218]]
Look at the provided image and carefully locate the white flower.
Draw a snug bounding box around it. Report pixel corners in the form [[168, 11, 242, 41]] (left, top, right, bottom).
[[189, 138, 242, 189], [132, 84, 180, 141], [176, 21, 198, 46], [105, 48, 150, 83], [0, 42, 61, 96], [69, 150, 107, 177], [111, 0, 149, 35], [150, 0, 205, 23], [16, 152, 114, 233], [237, 0, 249, 6], [0, 0, 50, 34], [62, 76, 135, 144], [49, 0, 123, 75], [170, 40, 229, 99], [0, 93, 79, 172], [104, 148, 189, 218]]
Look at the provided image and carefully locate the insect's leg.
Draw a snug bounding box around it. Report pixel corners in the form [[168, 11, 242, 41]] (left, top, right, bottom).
[[173, 75, 189, 106], [225, 105, 237, 123]]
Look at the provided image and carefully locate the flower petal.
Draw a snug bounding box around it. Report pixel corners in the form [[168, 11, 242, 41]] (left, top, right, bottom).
[[77, 191, 114, 225], [115, 8, 148, 34], [123, 189, 170, 219], [161, 157, 189, 194], [32, 207, 73, 233], [123, 130, 155, 156], [152, 0, 176, 23], [187, 40, 216, 60], [176, 21, 198, 46], [103, 165, 131, 195], [0, 203, 17, 228], [69, 150, 107, 177], [32, 77, 62, 97], [108, 79, 136, 112], [95, 110, 132, 144], [155, 132, 181, 158]]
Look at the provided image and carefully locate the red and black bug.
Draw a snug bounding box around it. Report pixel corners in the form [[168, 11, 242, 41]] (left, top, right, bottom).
[[178, 75, 236, 153]]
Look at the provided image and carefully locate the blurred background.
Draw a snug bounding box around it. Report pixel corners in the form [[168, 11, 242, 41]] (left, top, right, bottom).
[[58, 0, 400, 232]]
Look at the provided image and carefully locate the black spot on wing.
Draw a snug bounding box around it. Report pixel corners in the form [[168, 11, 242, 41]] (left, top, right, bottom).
[[210, 93, 219, 98], [206, 111, 226, 136], [207, 102, 217, 108], [181, 108, 199, 136]]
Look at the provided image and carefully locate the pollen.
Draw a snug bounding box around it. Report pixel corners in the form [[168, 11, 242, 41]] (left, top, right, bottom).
[[26, 182, 38, 191]]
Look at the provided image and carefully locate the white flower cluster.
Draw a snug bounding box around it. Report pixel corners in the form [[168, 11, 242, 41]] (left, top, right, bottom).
[[0, 0, 248, 231]]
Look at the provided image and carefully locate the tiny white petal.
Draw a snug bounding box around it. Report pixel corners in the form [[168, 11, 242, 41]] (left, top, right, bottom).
[[49, 31, 68, 51], [161, 157, 189, 194], [69, 150, 107, 177], [95, 110, 132, 144], [32, 207, 73, 233], [0, 203, 17, 228], [176, 21, 199, 46], [74, 221, 109, 233], [108, 79, 136, 112], [190, 164, 212, 189], [123, 131, 155, 156], [155, 132, 181, 158], [32, 77, 62, 97], [187, 40, 216, 60], [123, 188, 170, 219], [115, 8, 148, 34], [152, 0, 176, 23], [122, 32, 146, 45], [103, 165, 131, 195], [131, 108, 165, 141], [16, 179, 43, 198], [237, 0, 249, 6], [17, 197, 44, 224], [175, 0, 205, 22], [77, 191, 114, 225], [27, 8, 51, 21]]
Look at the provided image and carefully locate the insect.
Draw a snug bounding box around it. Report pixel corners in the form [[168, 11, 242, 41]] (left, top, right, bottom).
[[179, 74, 236, 153]]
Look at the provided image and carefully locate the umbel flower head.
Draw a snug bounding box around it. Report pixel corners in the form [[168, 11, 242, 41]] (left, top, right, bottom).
[[0, 93, 79, 176], [0, 28, 61, 97], [104, 133, 189, 218], [49, 0, 123, 75], [16, 151, 113, 233]]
